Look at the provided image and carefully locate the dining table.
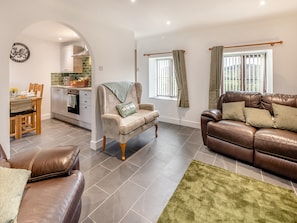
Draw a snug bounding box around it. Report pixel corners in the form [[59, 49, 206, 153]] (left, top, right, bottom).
[[10, 96, 42, 138]]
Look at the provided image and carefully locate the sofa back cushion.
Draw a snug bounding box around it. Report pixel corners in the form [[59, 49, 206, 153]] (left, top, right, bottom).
[[218, 91, 262, 111], [261, 93, 297, 114], [99, 82, 142, 115]]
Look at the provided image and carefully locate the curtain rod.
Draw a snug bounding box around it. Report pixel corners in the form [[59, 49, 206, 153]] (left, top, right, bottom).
[[208, 40, 283, 51], [143, 50, 185, 57]]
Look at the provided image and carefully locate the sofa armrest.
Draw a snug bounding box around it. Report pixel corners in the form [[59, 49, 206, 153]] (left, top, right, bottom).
[[102, 114, 121, 126], [201, 109, 222, 121], [139, 103, 154, 111], [8, 145, 80, 182], [201, 109, 222, 146]]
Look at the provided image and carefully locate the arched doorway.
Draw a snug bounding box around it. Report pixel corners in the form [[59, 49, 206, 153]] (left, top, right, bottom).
[[9, 21, 93, 149]]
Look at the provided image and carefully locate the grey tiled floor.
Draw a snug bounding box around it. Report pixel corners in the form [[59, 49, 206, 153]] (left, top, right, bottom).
[[10, 119, 297, 223]]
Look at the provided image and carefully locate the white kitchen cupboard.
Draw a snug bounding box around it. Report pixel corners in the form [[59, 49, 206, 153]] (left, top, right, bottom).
[[51, 87, 68, 115], [61, 45, 83, 73], [79, 90, 91, 129], [51, 86, 91, 130]]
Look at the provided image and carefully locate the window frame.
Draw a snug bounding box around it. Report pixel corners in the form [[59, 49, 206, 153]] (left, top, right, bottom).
[[148, 55, 177, 100], [221, 49, 273, 95]]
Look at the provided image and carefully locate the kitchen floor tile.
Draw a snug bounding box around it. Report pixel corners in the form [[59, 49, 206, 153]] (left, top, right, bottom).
[[96, 162, 139, 194], [89, 181, 144, 223], [80, 186, 109, 221], [132, 175, 178, 222], [120, 210, 151, 223]]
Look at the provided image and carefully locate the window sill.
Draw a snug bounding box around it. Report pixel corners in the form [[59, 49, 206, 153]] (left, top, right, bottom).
[[149, 96, 177, 101]]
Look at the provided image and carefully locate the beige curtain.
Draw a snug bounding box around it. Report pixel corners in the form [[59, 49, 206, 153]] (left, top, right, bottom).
[[173, 50, 189, 108], [209, 46, 224, 109]]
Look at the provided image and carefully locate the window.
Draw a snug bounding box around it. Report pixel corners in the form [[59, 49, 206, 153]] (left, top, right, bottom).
[[222, 50, 273, 94], [149, 56, 177, 99]]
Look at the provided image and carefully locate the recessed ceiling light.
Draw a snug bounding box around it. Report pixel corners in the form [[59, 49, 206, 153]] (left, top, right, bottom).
[[131, 0, 136, 3], [259, 0, 266, 6], [166, 20, 171, 25], [58, 37, 62, 41]]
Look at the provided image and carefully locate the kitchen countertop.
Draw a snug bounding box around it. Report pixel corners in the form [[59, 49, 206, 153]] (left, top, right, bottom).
[[51, 85, 92, 91]]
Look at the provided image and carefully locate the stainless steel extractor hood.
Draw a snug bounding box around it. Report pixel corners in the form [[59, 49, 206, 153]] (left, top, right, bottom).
[[72, 44, 89, 57]]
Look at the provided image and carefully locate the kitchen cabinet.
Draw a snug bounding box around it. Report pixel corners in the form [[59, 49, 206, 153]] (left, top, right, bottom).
[[61, 45, 83, 73], [51, 86, 91, 130], [51, 87, 67, 115], [79, 90, 92, 129]]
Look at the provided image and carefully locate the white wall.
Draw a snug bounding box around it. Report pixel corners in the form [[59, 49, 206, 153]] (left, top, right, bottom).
[[0, 1, 135, 157], [10, 35, 60, 120], [137, 12, 297, 129]]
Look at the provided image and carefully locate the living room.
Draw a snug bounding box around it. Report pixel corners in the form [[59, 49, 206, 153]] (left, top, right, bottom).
[[1, 1, 297, 222]]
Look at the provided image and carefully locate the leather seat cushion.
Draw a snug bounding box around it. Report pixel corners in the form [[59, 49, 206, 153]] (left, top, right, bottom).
[[254, 128, 297, 162], [119, 114, 145, 135], [208, 120, 256, 149]]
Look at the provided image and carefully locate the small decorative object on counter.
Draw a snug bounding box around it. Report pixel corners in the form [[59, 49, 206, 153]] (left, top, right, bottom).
[[70, 79, 89, 87], [10, 88, 18, 97]]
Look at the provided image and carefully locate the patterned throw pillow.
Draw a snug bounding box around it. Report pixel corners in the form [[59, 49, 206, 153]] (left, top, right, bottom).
[[116, 101, 137, 118]]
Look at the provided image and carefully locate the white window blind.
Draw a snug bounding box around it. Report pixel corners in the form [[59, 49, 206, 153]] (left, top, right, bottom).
[[149, 56, 177, 99], [222, 51, 268, 94]]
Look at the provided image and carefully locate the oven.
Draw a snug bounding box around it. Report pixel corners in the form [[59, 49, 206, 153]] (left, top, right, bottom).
[[67, 89, 79, 114]]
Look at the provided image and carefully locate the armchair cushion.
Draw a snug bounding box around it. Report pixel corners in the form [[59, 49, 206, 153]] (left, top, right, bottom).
[[120, 114, 145, 134], [0, 167, 31, 223], [9, 145, 80, 182], [138, 110, 160, 123]]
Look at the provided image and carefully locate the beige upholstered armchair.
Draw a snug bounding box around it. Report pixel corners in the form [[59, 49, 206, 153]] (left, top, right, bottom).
[[98, 82, 159, 160]]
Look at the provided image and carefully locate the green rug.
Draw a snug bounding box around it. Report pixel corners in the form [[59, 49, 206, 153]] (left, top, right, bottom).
[[158, 160, 297, 223]]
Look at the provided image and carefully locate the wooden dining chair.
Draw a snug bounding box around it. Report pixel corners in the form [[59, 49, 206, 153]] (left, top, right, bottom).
[[21, 83, 43, 135], [20, 110, 36, 135], [10, 98, 34, 139], [10, 114, 21, 139], [34, 84, 44, 97], [28, 82, 36, 93]]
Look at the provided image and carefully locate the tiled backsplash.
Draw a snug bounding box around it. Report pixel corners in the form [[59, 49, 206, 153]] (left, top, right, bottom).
[[51, 57, 92, 86]]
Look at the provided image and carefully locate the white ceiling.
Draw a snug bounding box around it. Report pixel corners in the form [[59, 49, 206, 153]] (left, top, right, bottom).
[[21, 0, 297, 42]]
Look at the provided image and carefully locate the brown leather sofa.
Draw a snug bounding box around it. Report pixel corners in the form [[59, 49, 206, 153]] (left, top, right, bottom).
[[201, 91, 297, 181], [0, 144, 85, 223]]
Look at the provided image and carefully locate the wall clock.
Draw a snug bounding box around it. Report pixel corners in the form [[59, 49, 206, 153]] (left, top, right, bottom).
[[10, 42, 30, 63]]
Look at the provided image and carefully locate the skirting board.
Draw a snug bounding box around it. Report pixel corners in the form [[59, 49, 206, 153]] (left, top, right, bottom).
[[41, 113, 51, 120], [90, 139, 102, 150], [158, 116, 200, 129]]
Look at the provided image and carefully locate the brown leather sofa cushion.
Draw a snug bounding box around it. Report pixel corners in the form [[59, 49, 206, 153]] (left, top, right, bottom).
[[254, 129, 297, 162], [17, 170, 84, 223], [208, 120, 256, 149], [261, 93, 297, 114], [218, 91, 262, 110], [9, 145, 80, 182]]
